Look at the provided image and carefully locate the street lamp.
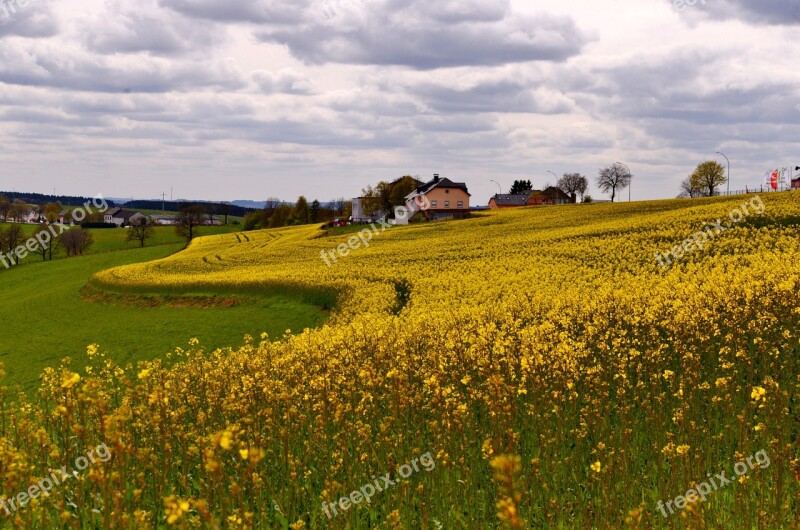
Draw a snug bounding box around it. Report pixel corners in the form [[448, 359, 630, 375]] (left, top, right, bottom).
[[616, 162, 632, 202], [716, 151, 730, 195], [547, 170, 558, 181], [490, 180, 502, 195]]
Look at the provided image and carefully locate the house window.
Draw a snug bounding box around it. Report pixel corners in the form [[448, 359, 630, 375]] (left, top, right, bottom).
[[457, 201, 464, 208], [445, 201, 450, 208], [431, 200, 438, 208]]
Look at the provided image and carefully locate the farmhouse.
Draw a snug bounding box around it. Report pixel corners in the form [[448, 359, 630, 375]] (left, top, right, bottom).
[[405, 174, 471, 220], [488, 194, 529, 209], [104, 208, 145, 227], [528, 187, 572, 206]]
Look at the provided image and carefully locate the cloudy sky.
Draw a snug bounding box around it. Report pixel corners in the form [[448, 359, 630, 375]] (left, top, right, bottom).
[[0, 0, 798, 204]]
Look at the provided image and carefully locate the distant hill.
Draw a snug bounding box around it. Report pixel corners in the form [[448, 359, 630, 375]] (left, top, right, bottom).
[[230, 200, 266, 209], [0, 191, 119, 208]]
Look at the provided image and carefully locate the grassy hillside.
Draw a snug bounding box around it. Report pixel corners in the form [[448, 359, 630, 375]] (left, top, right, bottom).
[[3, 193, 800, 528], [0, 243, 326, 392], [0, 222, 242, 268]]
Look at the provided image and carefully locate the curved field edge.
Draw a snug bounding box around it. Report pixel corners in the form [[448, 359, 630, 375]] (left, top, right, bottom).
[[1, 193, 799, 528], [88, 227, 346, 312], [0, 242, 328, 393]]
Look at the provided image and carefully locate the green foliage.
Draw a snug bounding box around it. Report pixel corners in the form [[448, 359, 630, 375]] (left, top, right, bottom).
[[509, 179, 533, 195], [690, 160, 728, 196]]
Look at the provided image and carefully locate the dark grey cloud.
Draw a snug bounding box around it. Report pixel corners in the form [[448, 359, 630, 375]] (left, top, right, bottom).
[[404, 77, 573, 114], [0, 42, 246, 92], [687, 0, 800, 25], [255, 0, 589, 69], [83, 1, 221, 56], [0, 0, 58, 39], [161, 0, 308, 23]]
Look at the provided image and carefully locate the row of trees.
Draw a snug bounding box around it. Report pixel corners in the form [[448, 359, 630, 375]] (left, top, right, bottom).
[[508, 172, 592, 203], [242, 197, 351, 231], [0, 195, 111, 224], [509, 164, 634, 203], [0, 224, 95, 265], [0, 196, 34, 222]]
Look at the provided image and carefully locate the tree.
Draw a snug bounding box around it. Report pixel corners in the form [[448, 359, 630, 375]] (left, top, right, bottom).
[[509, 180, 533, 195], [389, 176, 421, 207], [596, 163, 632, 203], [268, 204, 292, 228], [361, 182, 392, 218], [678, 176, 703, 198], [10, 199, 28, 222], [331, 198, 347, 217], [60, 228, 94, 257], [44, 202, 62, 223], [261, 198, 282, 227], [0, 196, 9, 221], [30, 225, 62, 261], [690, 161, 727, 197], [0, 224, 24, 255], [175, 205, 206, 244], [309, 200, 321, 223], [243, 212, 261, 231], [557, 173, 589, 203], [292, 196, 309, 225], [220, 202, 231, 225], [126, 217, 156, 248]]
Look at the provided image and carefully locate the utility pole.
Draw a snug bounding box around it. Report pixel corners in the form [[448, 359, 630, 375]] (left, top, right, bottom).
[[162, 193, 166, 212]]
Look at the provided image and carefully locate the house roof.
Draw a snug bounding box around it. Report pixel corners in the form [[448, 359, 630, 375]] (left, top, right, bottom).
[[541, 187, 572, 200], [115, 210, 141, 220], [408, 176, 471, 198], [490, 194, 529, 206], [108, 209, 141, 220]]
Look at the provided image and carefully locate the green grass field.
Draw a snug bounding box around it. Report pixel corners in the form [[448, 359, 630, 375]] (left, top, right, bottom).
[[0, 222, 242, 267], [0, 240, 327, 392]]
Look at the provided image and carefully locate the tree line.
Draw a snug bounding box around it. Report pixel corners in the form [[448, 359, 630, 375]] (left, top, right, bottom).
[[242, 197, 351, 231]]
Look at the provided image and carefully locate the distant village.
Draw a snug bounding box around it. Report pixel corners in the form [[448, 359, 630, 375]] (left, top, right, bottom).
[[350, 173, 588, 226]]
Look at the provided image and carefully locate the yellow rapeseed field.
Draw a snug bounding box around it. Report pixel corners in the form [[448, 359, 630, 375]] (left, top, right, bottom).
[[2, 193, 799, 528]]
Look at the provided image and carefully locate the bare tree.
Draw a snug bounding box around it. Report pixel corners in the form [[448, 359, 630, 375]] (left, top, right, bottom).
[[30, 225, 63, 261], [557, 173, 589, 203], [331, 198, 347, 216], [126, 216, 156, 247], [10, 199, 27, 222], [678, 176, 703, 198], [690, 161, 727, 197], [60, 228, 94, 257], [596, 163, 632, 202], [0, 196, 9, 221], [175, 205, 205, 244]]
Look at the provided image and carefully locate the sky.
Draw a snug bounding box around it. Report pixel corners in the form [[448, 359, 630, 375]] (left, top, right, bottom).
[[0, 0, 798, 205]]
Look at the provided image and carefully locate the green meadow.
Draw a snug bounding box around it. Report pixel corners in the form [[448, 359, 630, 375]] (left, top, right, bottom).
[[0, 228, 326, 393]]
